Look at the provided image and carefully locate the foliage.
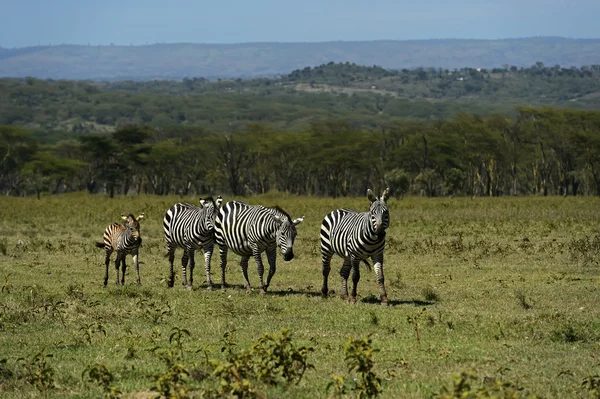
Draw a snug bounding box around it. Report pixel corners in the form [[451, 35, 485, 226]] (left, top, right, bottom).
[[208, 328, 314, 398], [329, 335, 383, 398], [17, 351, 56, 399], [82, 362, 122, 398], [433, 370, 534, 398]]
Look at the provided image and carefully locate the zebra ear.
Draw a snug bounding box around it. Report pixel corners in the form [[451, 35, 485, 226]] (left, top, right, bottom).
[[199, 198, 206, 207], [121, 214, 128, 221], [216, 195, 223, 208], [272, 214, 283, 224], [367, 189, 377, 203], [136, 213, 145, 221], [381, 188, 390, 202], [292, 216, 304, 225]]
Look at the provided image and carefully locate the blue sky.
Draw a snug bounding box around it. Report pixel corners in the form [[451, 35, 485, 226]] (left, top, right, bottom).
[[1, 0, 598, 47]]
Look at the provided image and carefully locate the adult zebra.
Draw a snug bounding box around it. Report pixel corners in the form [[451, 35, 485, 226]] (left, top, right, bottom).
[[96, 213, 144, 286], [214, 201, 304, 293], [320, 188, 391, 304], [163, 196, 223, 289]]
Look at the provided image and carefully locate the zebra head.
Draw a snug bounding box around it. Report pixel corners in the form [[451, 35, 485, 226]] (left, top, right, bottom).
[[199, 196, 222, 231], [272, 208, 304, 261], [121, 213, 145, 240], [367, 188, 390, 235]]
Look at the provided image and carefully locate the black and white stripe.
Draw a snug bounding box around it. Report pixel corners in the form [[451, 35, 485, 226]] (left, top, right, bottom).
[[95, 213, 144, 286], [214, 201, 304, 293], [320, 188, 391, 304], [163, 196, 223, 289]]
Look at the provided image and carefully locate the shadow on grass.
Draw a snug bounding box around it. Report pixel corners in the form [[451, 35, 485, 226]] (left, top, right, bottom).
[[266, 289, 323, 298], [360, 295, 436, 307]]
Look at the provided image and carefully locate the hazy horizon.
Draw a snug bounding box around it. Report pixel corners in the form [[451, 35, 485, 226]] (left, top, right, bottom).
[[1, 0, 598, 48]]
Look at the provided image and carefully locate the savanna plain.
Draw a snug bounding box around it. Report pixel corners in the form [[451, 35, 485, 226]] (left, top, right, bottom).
[[0, 193, 599, 398]]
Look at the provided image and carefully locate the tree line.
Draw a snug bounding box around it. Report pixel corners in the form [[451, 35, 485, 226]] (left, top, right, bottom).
[[2, 106, 600, 198], [1, 63, 599, 137]]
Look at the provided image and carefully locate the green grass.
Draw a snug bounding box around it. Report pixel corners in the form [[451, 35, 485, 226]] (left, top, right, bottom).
[[1, 193, 600, 398]]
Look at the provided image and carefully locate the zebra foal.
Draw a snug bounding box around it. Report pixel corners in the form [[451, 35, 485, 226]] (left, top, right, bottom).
[[320, 188, 391, 304], [96, 213, 144, 286], [214, 201, 304, 293], [163, 196, 223, 289]]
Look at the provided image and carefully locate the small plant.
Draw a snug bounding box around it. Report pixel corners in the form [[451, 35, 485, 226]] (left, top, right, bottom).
[[138, 298, 172, 324], [170, 326, 191, 361], [407, 308, 427, 346], [433, 369, 531, 398], [1, 273, 12, 293], [82, 362, 122, 398], [151, 350, 190, 399], [80, 322, 107, 344], [329, 335, 382, 398], [208, 328, 314, 398], [515, 290, 532, 310], [327, 375, 348, 398], [369, 311, 379, 326], [17, 351, 56, 399], [582, 374, 600, 398], [0, 358, 14, 379], [551, 324, 585, 343], [422, 285, 440, 302]]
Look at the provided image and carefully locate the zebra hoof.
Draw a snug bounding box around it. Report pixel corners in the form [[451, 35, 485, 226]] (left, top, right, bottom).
[[206, 285, 213, 291], [185, 285, 193, 291], [259, 289, 266, 295], [349, 297, 357, 304], [381, 297, 390, 306]]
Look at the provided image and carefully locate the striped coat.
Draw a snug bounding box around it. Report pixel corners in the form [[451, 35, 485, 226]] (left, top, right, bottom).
[[163, 196, 222, 289], [214, 201, 304, 293], [320, 188, 390, 304], [96, 213, 144, 286]]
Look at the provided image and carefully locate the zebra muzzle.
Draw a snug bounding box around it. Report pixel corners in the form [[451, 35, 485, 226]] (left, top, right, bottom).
[[283, 251, 294, 261]]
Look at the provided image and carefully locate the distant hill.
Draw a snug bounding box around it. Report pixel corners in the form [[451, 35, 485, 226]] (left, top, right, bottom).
[[0, 37, 599, 80]]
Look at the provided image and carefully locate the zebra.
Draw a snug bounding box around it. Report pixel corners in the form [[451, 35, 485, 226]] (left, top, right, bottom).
[[320, 188, 391, 304], [163, 196, 223, 289], [95, 213, 144, 286], [214, 201, 304, 293]]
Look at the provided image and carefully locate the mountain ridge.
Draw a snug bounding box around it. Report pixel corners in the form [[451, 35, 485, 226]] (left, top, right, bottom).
[[1, 37, 599, 81]]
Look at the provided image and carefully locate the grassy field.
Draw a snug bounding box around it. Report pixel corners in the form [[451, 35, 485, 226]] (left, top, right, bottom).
[[0, 193, 599, 398]]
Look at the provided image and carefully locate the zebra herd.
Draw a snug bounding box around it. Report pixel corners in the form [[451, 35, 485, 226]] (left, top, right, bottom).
[[95, 188, 391, 303]]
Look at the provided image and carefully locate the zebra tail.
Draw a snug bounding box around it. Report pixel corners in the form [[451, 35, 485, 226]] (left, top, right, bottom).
[[362, 259, 372, 270], [95, 242, 105, 248]]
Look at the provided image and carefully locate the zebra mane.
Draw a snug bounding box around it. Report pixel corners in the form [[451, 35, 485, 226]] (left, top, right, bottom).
[[202, 196, 216, 205], [122, 214, 137, 225], [268, 205, 291, 221]]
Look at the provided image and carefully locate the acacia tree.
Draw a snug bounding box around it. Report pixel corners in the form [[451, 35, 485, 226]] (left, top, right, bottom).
[[0, 125, 37, 195]]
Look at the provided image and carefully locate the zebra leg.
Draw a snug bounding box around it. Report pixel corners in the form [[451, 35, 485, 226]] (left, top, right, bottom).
[[264, 247, 277, 292], [103, 247, 112, 287], [240, 256, 250, 291], [181, 250, 189, 287], [339, 257, 351, 300], [114, 252, 122, 286], [187, 249, 195, 290], [218, 246, 228, 289], [253, 249, 267, 294], [121, 254, 127, 286], [350, 257, 361, 304], [167, 245, 176, 288], [321, 251, 333, 297], [203, 244, 214, 290], [372, 253, 389, 305], [133, 250, 141, 286]]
